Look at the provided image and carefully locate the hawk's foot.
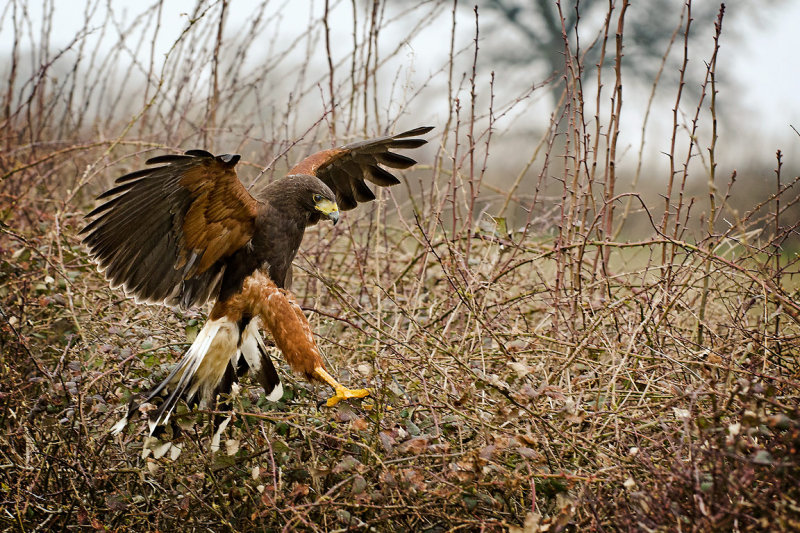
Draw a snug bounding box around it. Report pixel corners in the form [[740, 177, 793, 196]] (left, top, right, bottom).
[[313, 366, 371, 407]]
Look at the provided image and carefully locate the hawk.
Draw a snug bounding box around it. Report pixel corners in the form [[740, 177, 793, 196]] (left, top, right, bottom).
[[81, 126, 433, 435]]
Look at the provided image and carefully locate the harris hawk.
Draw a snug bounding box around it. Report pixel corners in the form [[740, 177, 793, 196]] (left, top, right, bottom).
[[81, 126, 433, 435]]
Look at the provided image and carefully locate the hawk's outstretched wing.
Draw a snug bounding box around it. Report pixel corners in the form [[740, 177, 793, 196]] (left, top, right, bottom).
[[288, 126, 433, 211], [81, 151, 257, 309]]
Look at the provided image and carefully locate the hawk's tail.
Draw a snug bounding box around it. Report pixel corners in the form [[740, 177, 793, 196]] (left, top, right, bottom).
[[110, 317, 282, 436], [238, 319, 284, 403]]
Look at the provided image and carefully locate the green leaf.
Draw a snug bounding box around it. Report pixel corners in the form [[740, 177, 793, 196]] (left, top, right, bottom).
[[405, 419, 421, 436], [462, 494, 478, 511], [752, 450, 773, 465], [185, 325, 199, 342]]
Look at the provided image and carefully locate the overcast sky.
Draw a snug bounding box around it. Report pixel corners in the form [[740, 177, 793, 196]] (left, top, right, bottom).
[[708, 1, 799, 163], [2, 1, 798, 170]]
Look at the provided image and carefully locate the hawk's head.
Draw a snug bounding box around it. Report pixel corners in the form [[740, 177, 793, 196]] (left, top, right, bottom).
[[264, 174, 339, 226]]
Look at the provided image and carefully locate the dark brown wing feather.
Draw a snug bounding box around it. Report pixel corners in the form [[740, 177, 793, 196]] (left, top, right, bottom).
[[81, 152, 259, 308], [288, 126, 433, 211]]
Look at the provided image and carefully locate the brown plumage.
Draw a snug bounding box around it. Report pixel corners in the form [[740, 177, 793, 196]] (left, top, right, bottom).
[[83, 127, 432, 435]]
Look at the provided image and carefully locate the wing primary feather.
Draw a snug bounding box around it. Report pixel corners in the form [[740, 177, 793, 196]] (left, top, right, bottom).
[[114, 167, 158, 184], [394, 125, 434, 137], [100, 222, 174, 287], [84, 186, 152, 218], [289, 126, 430, 211], [367, 165, 401, 186], [85, 179, 187, 244], [376, 152, 417, 169], [95, 179, 141, 200], [87, 166, 189, 231], [386, 138, 428, 149], [83, 184, 188, 267], [329, 166, 358, 210], [183, 149, 215, 158], [84, 196, 125, 219], [121, 240, 182, 298], [352, 178, 376, 203], [145, 154, 194, 165]]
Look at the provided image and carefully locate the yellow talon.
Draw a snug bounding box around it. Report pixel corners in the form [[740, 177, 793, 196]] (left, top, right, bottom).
[[313, 366, 370, 406], [325, 387, 371, 407]]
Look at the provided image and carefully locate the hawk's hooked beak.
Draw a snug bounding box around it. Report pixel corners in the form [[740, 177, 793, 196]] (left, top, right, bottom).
[[315, 198, 340, 225]]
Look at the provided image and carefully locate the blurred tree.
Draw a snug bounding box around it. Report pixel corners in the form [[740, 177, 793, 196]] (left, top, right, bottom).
[[477, 0, 776, 106]]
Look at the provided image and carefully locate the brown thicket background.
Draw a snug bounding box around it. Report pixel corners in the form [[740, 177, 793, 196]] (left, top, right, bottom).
[[1, 0, 799, 531]]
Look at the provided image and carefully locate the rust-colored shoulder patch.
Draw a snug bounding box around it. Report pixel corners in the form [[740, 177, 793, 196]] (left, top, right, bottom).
[[180, 159, 259, 273], [287, 148, 346, 176]]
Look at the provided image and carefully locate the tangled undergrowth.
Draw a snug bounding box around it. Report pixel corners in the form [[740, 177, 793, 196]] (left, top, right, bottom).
[[2, 192, 799, 531], [2, 0, 800, 531]]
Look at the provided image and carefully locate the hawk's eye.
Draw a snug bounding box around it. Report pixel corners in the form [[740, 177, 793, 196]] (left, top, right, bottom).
[[313, 194, 323, 203]]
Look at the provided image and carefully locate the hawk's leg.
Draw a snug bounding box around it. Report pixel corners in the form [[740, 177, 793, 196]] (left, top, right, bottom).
[[313, 366, 370, 406]]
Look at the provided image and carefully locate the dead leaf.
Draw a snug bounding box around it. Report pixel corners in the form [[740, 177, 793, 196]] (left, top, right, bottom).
[[379, 470, 397, 487], [552, 493, 576, 531], [448, 461, 475, 483], [479, 444, 496, 461], [541, 386, 567, 401], [379, 431, 396, 453], [225, 439, 240, 456], [332, 455, 362, 474], [145, 459, 160, 475], [350, 417, 369, 431], [517, 447, 544, 462], [151, 441, 172, 460], [351, 474, 368, 494], [508, 362, 531, 378], [398, 437, 428, 455], [428, 442, 451, 454], [289, 483, 309, 500], [508, 510, 542, 533], [400, 468, 426, 493]]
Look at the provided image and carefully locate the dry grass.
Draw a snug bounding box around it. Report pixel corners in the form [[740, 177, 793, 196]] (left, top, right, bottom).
[[1, 1, 799, 531]]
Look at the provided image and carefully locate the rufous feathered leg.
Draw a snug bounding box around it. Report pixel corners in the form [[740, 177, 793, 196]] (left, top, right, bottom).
[[237, 272, 370, 405]]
